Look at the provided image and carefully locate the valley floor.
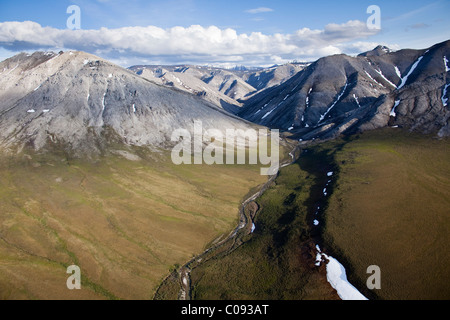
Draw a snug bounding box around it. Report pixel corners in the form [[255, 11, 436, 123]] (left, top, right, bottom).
[[0, 150, 266, 299], [184, 128, 449, 300]]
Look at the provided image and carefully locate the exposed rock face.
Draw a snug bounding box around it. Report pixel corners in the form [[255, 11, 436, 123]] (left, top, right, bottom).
[[243, 63, 307, 93], [238, 40, 450, 139], [129, 65, 251, 112], [0, 51, 259, 157]]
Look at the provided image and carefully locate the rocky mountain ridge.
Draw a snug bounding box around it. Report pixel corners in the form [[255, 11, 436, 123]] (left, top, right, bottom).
[[238, 39, 450, 139]]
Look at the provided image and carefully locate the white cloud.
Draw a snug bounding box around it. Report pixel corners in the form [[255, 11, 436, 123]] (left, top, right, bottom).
[[0, 20, 383, 67], [245, 7, 274, 14]]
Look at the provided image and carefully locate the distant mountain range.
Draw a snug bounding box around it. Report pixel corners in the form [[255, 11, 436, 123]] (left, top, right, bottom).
[[0, 40, 448, 158], [0, 51, 257, 158], [128, 63, 306, 112]]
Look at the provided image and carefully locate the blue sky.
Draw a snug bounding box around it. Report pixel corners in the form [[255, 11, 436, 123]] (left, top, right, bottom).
[[0, 0, 449, 67]]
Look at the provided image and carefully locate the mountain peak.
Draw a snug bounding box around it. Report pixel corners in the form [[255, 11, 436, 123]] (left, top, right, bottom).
[[359, 45, 393, 57]]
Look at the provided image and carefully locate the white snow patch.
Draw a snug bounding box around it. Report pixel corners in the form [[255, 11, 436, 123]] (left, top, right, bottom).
[[313, 220, 319, 226], [444, 56, 450, 72], [353, 94, 361, 108], [325, 255, 368, 300], [45, 53, 60, 64], [251, 223, 256, 233], [374, 69, 397, 88], [315, 254, 322, 266], [398, 56, 424, 89], [283, 94, 290, 101], [83, 59, 90, 65], [262, 109, 275, 120], [319, 82, 348, 123], [288, 127, 294, 131], [34, 83, 42, 91], [314, 245, 368, 300], [365, 71, 385, 88], [102, 92, 106, 111], [315, 245, 323, 266], [27, 109, 35, 113], [132, 104, 136, 113], [108, 74, 113, 78], [390, 100, 401, 117], [394, 66, 402, 79], [442, 84, 449, 107], [327, 172, 334, 177], [43, 109, 50, 113]]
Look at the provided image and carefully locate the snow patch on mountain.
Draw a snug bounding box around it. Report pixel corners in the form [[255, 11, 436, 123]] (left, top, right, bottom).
[[314, 245, 368, 300], [394, 66, 402, 79], [442, 84, 449, 107], [102, 92, 106, 112], [444, 56, 450, 72], [390, 100, 401, 117], [374, 69, 397, 88], [262, 108, 276, 120], [353, 94, 361, 108], [398, 55, 424, 89], [365, 71, 385, 88]]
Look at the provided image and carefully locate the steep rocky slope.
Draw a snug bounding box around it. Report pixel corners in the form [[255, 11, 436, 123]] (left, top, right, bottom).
[[238, 40, 450, 139]]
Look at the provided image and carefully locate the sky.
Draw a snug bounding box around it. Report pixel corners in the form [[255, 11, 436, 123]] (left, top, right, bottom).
[[0, 0, 449, 67]]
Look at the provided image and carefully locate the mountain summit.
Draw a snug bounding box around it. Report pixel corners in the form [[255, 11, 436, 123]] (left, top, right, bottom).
[[359, 45, 394, 57], [0, 51, 257, 157]]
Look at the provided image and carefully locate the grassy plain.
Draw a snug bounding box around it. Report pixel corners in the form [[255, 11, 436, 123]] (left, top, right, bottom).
[[0, 149, 266, 299]]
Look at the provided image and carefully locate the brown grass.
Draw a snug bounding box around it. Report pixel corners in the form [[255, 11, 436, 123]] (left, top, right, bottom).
[[0, 151, 266, 300]]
